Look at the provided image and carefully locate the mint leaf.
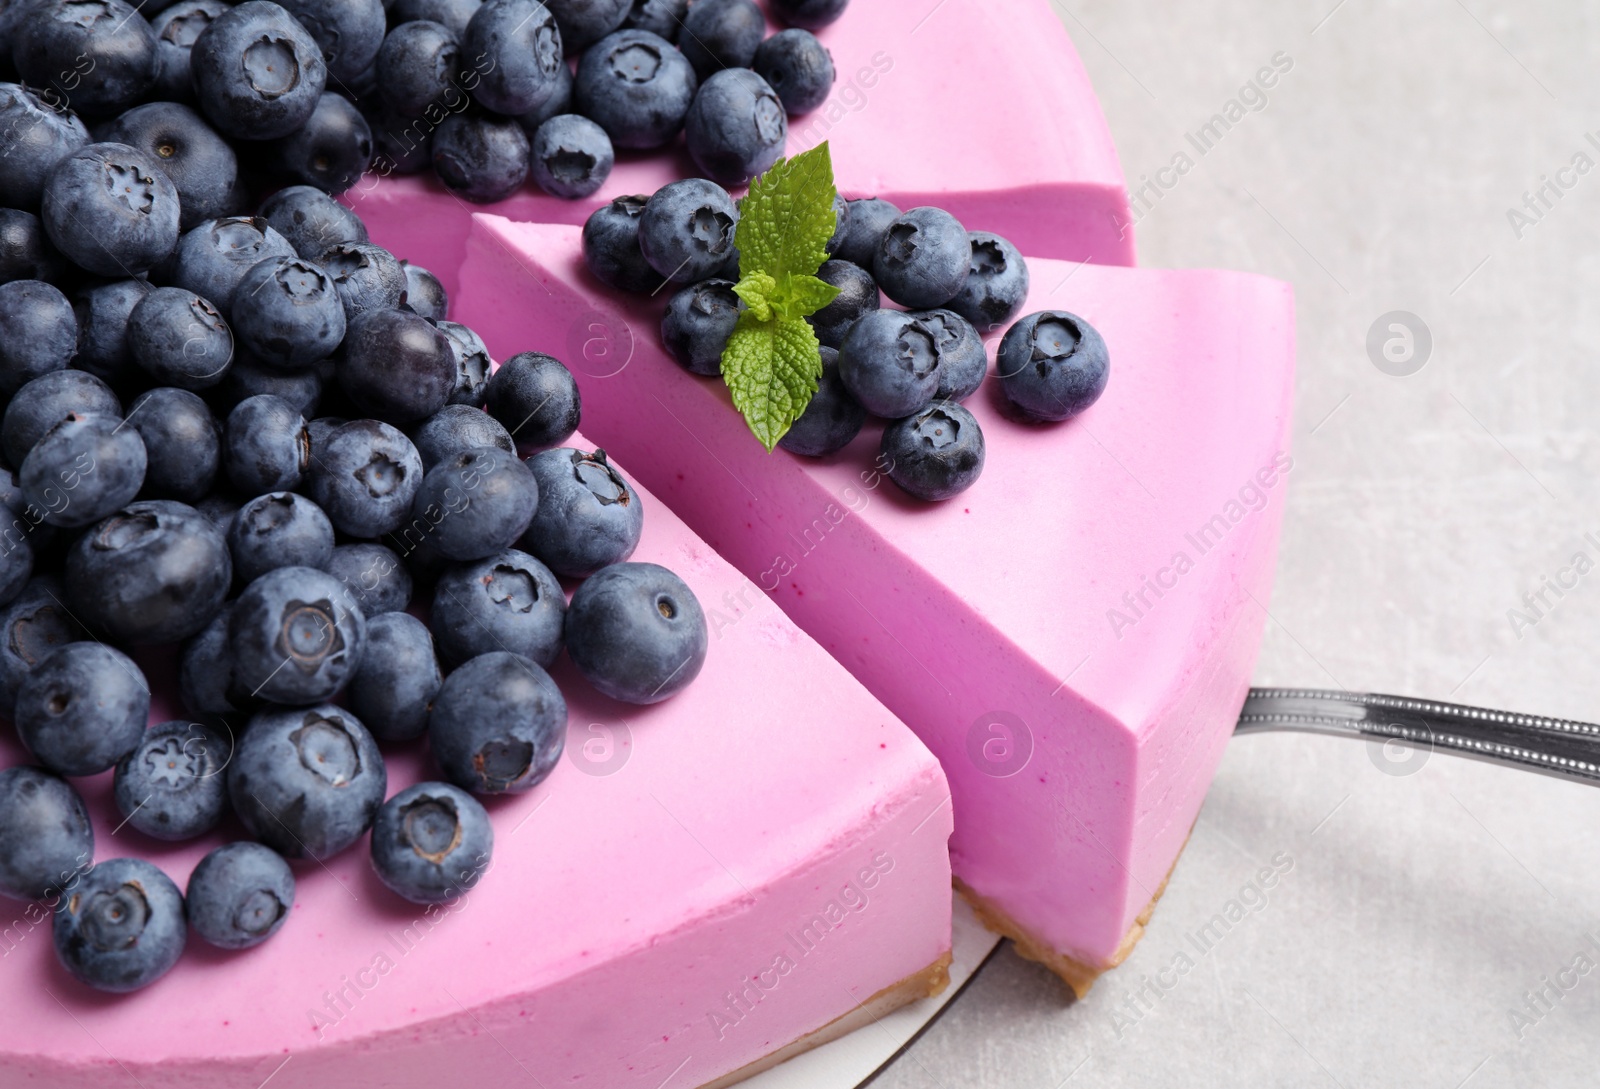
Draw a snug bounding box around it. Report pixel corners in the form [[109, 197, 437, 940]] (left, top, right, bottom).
[[720, 142, 842, 450]]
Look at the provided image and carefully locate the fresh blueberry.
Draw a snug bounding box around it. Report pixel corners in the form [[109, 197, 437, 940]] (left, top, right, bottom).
[[347, 611, 441, 742], [53, 857, 185, 993], [0, 208, 68, 284], [833, 196, 899, 269], [66, 500, 232, 642], [437, 320, 492, 405], [807, 258, 878, 348], [391, 0, 481, 36], [947, 231, 1029, 334], [149, 0, 230, 103], [113, 720, 231, 841], [374, 19, 462, 118], [621, 0, 686, 40], [0, 577, 89, 711], [20, 413, 146, 528], [257, 184, 369, 259], [529, 113, 613, 199], [513, 55, 574, 134], [581, 194, 659, 293], [14, 643, 149, 776], [482, 351, 582, 453], [463, 0, 566, 116], [778, 347, 863, 457], [14, 0, 159, 119], [997, 309, 1109, 422], [100, 102, 238, 231], [195, 493, 240, 530], [0, 279, 76, 395], [186, 841, 294, 949], [918, 308, 987, 401], [410, 446, 538, 561], [228, 703, 385, 858], [0, 83, 89, 210], [0, 532, 32, 608], [429, 547, 564, 666], [326, 542, 413, 615], [0, 766, 92, 902], [220, 355, 322, 417], [70, 279, 149, 388], [178, 602, 238, 717], [270, 92, 374, 195], [224, 394, 308, 494], [231, 256, 346, 369], [276, 0, 386, 82], [573, 29, 697, 149], [338, 308, 456, 423], [370, 781, 491, 903], [304, 414, 346, 461], [638, 177, 737, 283], [42, 142, 181, 276], [228, 492, 335, 583], [123, 388, 218, 502], [837, 308, 938, 418], [874, 206, 969, 309], [127, 287, 234, 390], [306, 418, 424, 536], [565, 561, 706, 704], [753, 29, 834, 114], [428, 650, 565, 793], [191, 0, 328, 139], [366, 104, 439, 176], [824, 191, 849, 254], [431, 112, 530, 203], [170, 216, 298, 317], [410, 404, 514, 469], [229, 565, 366, 705], [882, 399, 984, 501], [661, 278, 739, 376], [2, 371, 119, 468], [320, 241, 406, 319], [395, 264, 447, 324], [541, 0, 628, 49], [770, 0, 847, 29], [685, 68, 786, 185], [519, 446, 642, 577], [677, 0, 762, 76]]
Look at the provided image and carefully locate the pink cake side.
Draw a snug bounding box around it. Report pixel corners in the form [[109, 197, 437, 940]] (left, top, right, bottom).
[[0, 435, 954, 1088], [452, 218, 1295, 980], [349, 0, 1133, 297]]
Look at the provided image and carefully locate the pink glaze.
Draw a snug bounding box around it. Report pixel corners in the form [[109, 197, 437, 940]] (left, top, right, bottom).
[[0, 437, 953, 1088], [348, 0, 1133, 297], [453, 219, 1295, 970]]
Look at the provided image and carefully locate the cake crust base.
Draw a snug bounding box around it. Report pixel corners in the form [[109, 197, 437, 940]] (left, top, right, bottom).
[[698, 952, 953, 1089]]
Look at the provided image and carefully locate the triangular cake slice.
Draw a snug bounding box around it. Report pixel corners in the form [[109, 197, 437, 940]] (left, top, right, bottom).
[[454, 218, 1295, 993], [0, 435, 953, 1087], [352, 0, 1133, 295]]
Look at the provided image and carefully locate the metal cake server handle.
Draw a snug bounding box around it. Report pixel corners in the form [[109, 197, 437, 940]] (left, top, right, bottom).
[[1236, 688, 1600, 786]]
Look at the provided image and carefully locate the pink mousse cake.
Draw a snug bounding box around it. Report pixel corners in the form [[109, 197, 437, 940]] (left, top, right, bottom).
[[448, 220, 1296, 994], [349, 0, 1134, 297], [0, 436, 954, 1088]]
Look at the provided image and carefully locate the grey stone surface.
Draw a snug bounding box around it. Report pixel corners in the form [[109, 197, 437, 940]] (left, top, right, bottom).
[[875, 2, 1600, 1086]]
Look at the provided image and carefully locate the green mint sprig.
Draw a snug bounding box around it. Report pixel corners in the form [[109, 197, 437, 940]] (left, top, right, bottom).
[[720, 142, 842, 452]]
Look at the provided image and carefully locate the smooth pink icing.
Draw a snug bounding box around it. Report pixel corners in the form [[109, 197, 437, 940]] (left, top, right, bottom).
[[0, 436, 953, 1088], [347, 0, 1133, 297], [452, 219, 1295, 969]]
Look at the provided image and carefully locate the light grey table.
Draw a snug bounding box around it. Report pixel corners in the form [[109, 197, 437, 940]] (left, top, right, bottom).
[[875, 2, 1600, 1086]]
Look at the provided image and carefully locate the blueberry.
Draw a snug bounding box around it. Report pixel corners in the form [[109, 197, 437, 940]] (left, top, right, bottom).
[[419, 446, 539, 560], [638, 178, 737, 283], [14, 642, 149, 776], [677, 0, 762, 76], [807, 258, 878, 348], [837, 309, 938, 418], [565, 561, 706, 704], [338, 308, 457, 423], [229, 703, 385, 858], [753, 29, 834, 114], [833, 196, 899, 269], [306, 418, 424, 536], [270, 92, 374, 195], [519, 446, 642, 577], [573, 29, 697, 150], [171, 216, 298, 317], [113, 720, 231, 841], [463, 0, 566, 116], [231, 256, 347, 369], [620, 0, 687, 40], [882, 400, 984, 501], [661, 278, 740, 376], [224, 394, 308, 494], [53, 857, 185, 993], [0, 577, 89, 711], [918, 308, 987, 402], [428, 650, 565, 793], [20, 413, 146, 528], [431, 112, 530, 204], [326, 542, 412, 615], [528, 113, 613, 199], [320, 241, 406, 319], [410, 404, 514, 469], [513, 55, 574, 134], [14, 0, 159, 119], [229, 565, 366, 705], [67, 500, 232, 643], [401, 260, 449, 320], [195, 493, 240, 531], [178, 602, 238, 717], [2, 371, 119, 468], [370, 781, 491, 902], [276, 0, 386, 82], [43, 142, 182, 276], [121, 389, 217, 502], [191, 0, 328, 139], [257, 184, 370, 260], [436, 320, 492, 405], [100, 101, 238, 231], [366, 105, 439, 176], [150, 0, 230, 103], [220, 355, 323, 417], [997, 309, 1109, 422], [186, 841, 294, 949], [823, 191, 849, 254], [69, 279, 149, 387], [126, 287, 235, 390], [482, 351, 582, 453], [0, 279, 76, 395], [429, 547, 564, 666], [347, 612, 441, 742], [685, 68, 786, 185], [770, 0, 846, 29], [581, 194, 659, 293], [374, 19, 462, 119], [0, 208, 68, 284], [0, 766, 92, 902], [0, 83, 89, 210], [947, 231, 1029, 334], [778, 347, 863, 457], [391, 0, 481, 36], [873, 206, 968, 309], [228, 492, 335, 583]]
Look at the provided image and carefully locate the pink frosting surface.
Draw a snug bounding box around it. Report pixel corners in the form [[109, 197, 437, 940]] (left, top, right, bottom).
[[452, 219, 1295, 968], [346, 0, 1133, 298], [0, 438, 953, 1088]]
